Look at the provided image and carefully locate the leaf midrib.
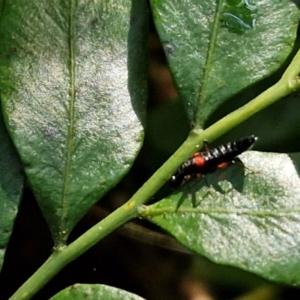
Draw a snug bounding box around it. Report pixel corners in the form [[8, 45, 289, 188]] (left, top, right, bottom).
[[147, 207, 300, 217], [195, 0, 224, 125], [61, 0, 76, 229]]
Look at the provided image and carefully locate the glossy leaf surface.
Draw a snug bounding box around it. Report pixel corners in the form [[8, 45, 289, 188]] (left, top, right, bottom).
[[143, 151, 300, 285], [0, 108, 23, 271], [150, 0, 300, 124], [51, 284, 145, 300], [0, 0, 148, 244]]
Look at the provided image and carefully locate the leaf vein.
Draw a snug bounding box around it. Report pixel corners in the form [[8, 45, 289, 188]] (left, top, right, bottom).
[[61, 0, 76, 233], [195, 0, 224, 124]]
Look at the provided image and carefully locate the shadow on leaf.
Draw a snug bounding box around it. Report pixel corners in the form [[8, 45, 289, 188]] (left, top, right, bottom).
[[174, 163, 247, 210]]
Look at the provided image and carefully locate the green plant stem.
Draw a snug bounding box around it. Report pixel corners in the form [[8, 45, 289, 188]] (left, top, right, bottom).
[[10, 49, 300, 300]]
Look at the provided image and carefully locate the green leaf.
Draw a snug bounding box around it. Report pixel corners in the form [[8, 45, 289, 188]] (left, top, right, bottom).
[[150, 0, 300, 124], [143, 151, 300, 285], [0, 106, 23, 271], [0, 0, 148, 245], [51, 284, 145, 300]]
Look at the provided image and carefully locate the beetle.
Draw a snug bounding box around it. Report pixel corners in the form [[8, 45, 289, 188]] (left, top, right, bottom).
[[170, 135, 258, 188]]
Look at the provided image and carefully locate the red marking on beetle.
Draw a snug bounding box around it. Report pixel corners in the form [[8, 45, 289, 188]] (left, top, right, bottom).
[[193, 156, 206, 167], [217, 162, 228, 169]]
